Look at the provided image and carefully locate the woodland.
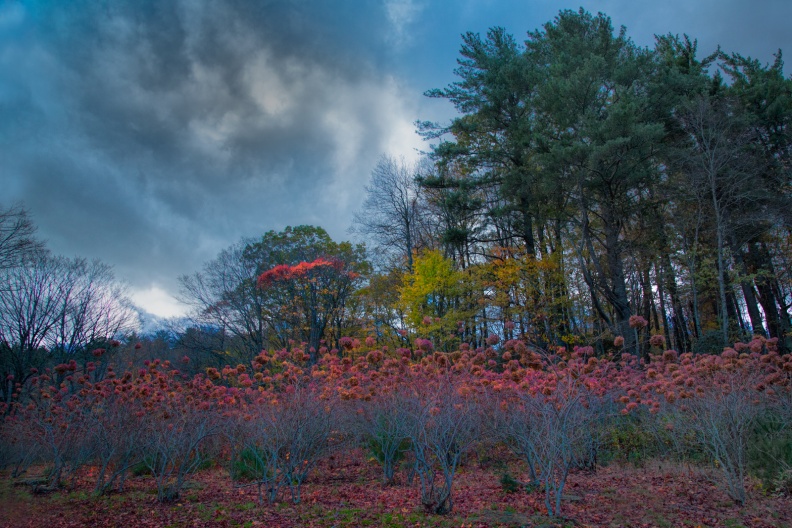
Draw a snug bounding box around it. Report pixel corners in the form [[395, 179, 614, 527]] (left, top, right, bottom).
[[2, 8, 792, 528]]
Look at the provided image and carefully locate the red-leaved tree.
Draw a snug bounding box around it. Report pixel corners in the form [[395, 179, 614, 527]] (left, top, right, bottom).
[[258, 258, 361, 360]]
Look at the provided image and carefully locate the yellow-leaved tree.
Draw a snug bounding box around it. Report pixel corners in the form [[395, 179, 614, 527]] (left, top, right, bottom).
[[399, 250, 472, 350]]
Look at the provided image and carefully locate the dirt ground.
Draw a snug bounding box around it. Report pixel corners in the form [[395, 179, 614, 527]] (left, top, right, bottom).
[[1, 453, 790, 527]]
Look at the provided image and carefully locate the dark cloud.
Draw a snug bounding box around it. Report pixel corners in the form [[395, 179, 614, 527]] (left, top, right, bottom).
[[573, 0, 792, 62], [1, 0, 789, 316], [1, 0, 422, 314]]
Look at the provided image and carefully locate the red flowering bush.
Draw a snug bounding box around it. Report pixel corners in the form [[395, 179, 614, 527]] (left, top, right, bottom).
[[628, 315, 648, 329], [2, 332, 790, 515], [230, 383, 339, 504], [399, 370, 481, 514]]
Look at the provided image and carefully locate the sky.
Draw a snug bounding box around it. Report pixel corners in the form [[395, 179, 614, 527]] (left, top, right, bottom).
[[2, 0, 791, 318]]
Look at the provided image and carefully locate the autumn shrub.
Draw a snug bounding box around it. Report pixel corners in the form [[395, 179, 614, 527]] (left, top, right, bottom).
[[483, 384, 540, 485], [529, 380, 604, 517], [485, 348, 613, 517], [135, 367, 219, 502], [139, 408, 215, 502], [228, 413, 280, 504], [231, 384, 339, 504], [401, 370, 480, 515], [642, 346, 792, 505], [680, 384, 759, 504], [6, 385, 95, 490], [70, 381, 147, 495], [0, 403, 43, 479], [353, 386, 411, 485], [575, 396, 614, 471], [2, 333, 790, 515], [635, 399, 708, 465]]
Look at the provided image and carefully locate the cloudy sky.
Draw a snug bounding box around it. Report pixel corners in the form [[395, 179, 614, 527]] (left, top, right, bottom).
[[2, 0, 790, 317]]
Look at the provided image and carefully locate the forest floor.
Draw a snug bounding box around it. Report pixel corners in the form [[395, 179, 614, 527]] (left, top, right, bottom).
[[1, 450, 790, 528]]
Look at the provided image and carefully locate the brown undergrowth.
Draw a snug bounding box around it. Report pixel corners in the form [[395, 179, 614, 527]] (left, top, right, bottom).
[[1, 452, 790, 528]]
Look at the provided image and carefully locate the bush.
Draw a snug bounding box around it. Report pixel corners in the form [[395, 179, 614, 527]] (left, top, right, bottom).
[[231, 386, 338, 505], [692, 330, 728, 355], [605, 415, 662, 466], [366, 433, 410, 483], [748, 413, 792, 493], [402, 376, 480, 515], [772, 469, 792, 495], [229, 447, 268, 482], [130, 458, 153, 477], [500, 473, 521, 494]]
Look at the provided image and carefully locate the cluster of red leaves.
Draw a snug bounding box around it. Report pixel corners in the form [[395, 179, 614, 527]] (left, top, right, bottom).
[[5, 335, 790, 435], [257, 258, 353, 288]]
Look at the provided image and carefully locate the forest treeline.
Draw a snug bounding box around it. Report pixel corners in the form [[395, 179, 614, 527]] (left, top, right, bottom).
[[2, 8, 792, 376], [181, 9, 792, 365]]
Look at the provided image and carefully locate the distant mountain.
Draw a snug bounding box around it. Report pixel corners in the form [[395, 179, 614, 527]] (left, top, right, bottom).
[[132, 306, 192, 338]]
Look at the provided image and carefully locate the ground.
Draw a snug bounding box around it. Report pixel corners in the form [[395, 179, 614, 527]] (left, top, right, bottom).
[[1, 451, 790, 527]]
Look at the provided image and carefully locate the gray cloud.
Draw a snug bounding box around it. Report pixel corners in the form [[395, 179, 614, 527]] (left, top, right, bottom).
[[1, 0, 423, 314], [573, 0, 792, 62]]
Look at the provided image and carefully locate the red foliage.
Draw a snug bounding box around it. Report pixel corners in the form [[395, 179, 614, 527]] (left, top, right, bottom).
[[257, 258, 347, 288], [2, 335, 791, 520], [628, 315, 648, 328]]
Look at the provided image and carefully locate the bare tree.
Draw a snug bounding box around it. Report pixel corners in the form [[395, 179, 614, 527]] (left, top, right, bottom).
[[48, 258, 136, 362], [0, 203, 43, 271], [351, 156, 432, 271], [678, 95, 765, 346], [85, 392, 144, 495], [529, 381, 602, 518], [140, 401, 216, 502], [489, 372, 604, 518], [179, 240, 268, 361], [0, 254, 134, 403], [670, 365, 766, 505], [0, 254, 71, 394], [353, 384, 411, 485]]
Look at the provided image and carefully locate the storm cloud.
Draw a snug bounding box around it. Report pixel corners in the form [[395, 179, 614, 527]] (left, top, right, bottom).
[[1, 0, 789, 316], [1, 1, 424, 312]]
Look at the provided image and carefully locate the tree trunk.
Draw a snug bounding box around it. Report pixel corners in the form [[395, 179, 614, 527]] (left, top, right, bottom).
[[733, 249, 765, 336], [656, 265, 672, 351], [748, 242, 789, 350], [715, 223, 729, 347], [519, 195, 536, 258], [604, 222, 635, 355]]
